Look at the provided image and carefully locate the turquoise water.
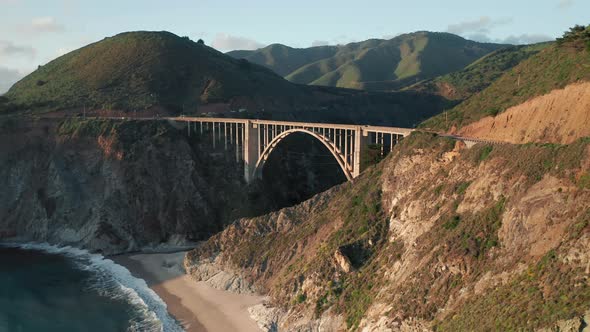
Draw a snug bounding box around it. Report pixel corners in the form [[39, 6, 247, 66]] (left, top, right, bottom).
[[0, 244, 183, 332]]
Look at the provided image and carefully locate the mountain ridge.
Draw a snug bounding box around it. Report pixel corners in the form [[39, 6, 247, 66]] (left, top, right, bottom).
[[0, 30, 455, 128], [228, 31, 507, 91]]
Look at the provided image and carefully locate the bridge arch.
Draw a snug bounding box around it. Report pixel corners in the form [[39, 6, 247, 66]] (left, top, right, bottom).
[[253, 128, 353, 181]]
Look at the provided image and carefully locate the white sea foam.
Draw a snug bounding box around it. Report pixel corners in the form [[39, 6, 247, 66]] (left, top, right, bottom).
[[6, 242, 184, 332]]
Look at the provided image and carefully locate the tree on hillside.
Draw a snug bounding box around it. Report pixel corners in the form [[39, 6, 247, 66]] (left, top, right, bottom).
[[556, 24, 590, 48], [197, 39, 205, 45]]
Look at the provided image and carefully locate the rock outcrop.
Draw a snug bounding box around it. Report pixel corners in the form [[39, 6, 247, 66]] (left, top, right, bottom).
[[185, 132, 590, 331], [0, 118, 273, 254]]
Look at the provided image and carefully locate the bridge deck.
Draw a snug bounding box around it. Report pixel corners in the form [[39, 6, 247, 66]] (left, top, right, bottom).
[[171, 117, 415, 135]]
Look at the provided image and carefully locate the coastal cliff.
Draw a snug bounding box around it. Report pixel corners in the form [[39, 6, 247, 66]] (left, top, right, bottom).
[[0, 117, 349, 255], [0, 118, 276, 254], [185, 133, 590, 331]]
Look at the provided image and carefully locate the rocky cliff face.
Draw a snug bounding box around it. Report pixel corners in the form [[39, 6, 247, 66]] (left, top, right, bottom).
[[0, 118, 280, 254], [185, 133, 590, 331]]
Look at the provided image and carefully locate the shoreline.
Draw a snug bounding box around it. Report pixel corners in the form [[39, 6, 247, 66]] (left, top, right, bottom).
[[112, 251, 264, 332]]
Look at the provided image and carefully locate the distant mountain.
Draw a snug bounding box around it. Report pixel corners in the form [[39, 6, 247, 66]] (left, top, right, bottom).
[[229, 44, 340, 77], [228, 32, 507, 91], [3, 31, 305, 114]]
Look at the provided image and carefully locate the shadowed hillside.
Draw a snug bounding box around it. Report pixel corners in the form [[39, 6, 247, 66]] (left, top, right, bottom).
[[229, 32, 506, 91]]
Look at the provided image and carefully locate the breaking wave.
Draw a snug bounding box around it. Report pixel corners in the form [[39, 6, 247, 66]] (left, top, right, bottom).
[[6, 242, 184, 332]]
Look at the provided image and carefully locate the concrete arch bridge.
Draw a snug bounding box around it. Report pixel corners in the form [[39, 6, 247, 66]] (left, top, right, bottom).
[[176, 117, 414, 183]]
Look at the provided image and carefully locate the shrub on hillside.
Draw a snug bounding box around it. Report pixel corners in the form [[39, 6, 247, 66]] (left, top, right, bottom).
[[556, 24, 590, 49]]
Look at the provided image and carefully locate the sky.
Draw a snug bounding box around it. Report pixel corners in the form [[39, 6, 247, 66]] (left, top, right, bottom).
[[0, 0, 588, 93]]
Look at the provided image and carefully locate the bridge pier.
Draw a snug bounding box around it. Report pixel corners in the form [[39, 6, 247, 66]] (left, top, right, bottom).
[[244, 120, 259, 183], [353, 126, 369, 178]]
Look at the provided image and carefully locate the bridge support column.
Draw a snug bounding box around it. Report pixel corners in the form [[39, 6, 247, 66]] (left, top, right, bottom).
[[244, 120, 259, 183], [352, 127, 369, 178]]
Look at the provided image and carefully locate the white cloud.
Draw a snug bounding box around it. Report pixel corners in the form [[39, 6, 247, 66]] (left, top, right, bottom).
[[0, 67, 27, 94], [464, 33, 493, 42], [447, 16, 552, 45], [447, 16, 512, 35], [500, 34, 553, 45], [56, 46, 75, 57], [465, 32, 553, 45], [382, 33, 401, 40], [558, 0, 574, 8], [26, 17, 65, 33], [210, 33, 264, 51], [0, 40, 36, 60], [311, 40, 330, 47]]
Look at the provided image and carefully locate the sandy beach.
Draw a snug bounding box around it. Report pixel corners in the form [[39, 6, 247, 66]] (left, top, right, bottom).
[[113, 252, 264, 332]]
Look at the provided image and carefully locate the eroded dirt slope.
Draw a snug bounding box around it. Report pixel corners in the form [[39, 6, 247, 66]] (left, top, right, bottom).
[[458, 81, 590, 144]]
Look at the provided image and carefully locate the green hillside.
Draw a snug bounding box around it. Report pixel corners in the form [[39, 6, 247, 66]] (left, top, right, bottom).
[[228, 44, 339, 76], [421, 25, 590, 131], [229, 32, 505, 91], [407, 43, 549, 100], [3, 31, 304, 114], [284, 39, 385, 86]]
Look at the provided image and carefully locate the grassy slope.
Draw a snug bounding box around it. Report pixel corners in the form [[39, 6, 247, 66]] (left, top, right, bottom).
[[287, 39, 385, 87], [421, 38, 590, 131], [305, 32, 504, 90], [3, 31, 303, 114], [407, 43, 548, 100], [358, 32, 506, 91], [227, 44, 339, 76], [230, 32, 505, 91]]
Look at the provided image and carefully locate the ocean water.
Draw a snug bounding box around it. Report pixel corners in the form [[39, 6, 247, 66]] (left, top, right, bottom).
[[0, 243, 183, 332]]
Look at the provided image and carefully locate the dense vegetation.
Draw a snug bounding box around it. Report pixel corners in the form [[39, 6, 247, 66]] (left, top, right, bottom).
[[229, 32, 505, 91], [421, 24, 590, 131], [557, 24, 590, 49]]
